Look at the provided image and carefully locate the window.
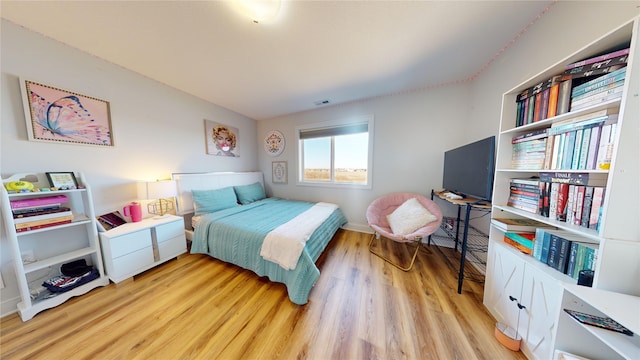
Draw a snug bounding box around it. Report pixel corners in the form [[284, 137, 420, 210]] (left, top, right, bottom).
[[297, 115, 374, 188]]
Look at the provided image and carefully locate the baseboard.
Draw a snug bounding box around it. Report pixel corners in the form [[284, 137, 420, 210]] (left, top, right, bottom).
[[341, 222, 372, 234], [1, 296, 20, 319]]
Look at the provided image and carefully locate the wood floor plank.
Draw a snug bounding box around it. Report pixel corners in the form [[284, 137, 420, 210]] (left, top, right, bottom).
[[0, 229, 526, 360]]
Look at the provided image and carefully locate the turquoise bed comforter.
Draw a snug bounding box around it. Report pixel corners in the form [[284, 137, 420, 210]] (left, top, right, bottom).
[[191, 197, 347, 304]]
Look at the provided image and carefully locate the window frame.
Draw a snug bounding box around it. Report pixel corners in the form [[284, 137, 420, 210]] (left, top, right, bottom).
[[296, 115, 374, 189]]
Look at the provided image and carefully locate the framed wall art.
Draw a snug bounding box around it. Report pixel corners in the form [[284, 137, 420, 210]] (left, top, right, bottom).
[[21, 79, 114, 146], [272, 161, 287, 184], [264, 130, 285, 156], [46, 172, 78, 190], [204, 119, 239, 157]]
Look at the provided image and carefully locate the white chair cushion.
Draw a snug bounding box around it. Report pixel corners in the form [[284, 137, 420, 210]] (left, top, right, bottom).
[[387, 197, 438, 236]]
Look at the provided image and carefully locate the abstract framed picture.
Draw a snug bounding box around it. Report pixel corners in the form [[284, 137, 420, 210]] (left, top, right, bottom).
[[204, 119, 240, 157], [272, 161, 287, 184], [21, 79, 114, 146]]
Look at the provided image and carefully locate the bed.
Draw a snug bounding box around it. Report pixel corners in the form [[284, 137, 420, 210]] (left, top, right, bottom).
[[172, 171, 347, 305]]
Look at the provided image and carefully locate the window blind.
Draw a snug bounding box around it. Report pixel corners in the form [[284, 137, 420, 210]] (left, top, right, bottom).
[[299, 122, 368, 140]]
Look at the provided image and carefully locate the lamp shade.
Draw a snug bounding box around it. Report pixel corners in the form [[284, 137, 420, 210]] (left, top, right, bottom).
[[137, 180, 177, 200]]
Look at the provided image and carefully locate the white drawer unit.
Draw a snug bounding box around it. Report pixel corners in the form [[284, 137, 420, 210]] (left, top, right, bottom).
[[99, 215, 187, 283]]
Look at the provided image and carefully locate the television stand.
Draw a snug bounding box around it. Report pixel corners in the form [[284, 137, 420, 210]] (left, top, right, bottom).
[[429, 189, 491, 294]]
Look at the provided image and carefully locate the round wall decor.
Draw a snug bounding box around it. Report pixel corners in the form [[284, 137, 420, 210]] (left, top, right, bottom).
[[264, 130, 285, 156]]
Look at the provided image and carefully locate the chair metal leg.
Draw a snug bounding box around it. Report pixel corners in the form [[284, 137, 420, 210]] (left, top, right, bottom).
[[368, 233, 421, 272]]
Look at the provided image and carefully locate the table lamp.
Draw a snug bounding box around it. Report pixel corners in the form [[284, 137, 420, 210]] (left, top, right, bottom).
[[137, 180, 177, 217]]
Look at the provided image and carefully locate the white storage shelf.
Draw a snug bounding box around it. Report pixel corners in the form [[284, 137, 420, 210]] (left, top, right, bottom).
[[554, 284, 640, 360], [99, 215, 187, 283], [484, 15, 640, 360], [1, 173, 109, 321]]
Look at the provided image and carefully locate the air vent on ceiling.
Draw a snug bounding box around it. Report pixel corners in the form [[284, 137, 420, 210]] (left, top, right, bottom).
[[314, 99, 330, 106]]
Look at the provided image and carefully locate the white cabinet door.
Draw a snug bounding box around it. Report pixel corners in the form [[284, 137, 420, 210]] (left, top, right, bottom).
[[519, 265, 563, 360], [485, 242, 525, 330]]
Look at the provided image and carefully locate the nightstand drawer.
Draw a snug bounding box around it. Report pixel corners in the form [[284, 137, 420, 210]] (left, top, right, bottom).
[[112, 246, 155, 279], [158, 235, 187, 259], [110, 230, 152, 258], [155, 220, 184, 243]]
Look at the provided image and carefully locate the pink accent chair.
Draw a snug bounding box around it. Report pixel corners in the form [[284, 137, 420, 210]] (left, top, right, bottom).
[[366, 192, 443, 271]]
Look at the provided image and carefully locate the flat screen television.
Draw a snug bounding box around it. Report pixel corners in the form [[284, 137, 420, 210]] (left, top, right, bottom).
[[442, 136, 496, 201]]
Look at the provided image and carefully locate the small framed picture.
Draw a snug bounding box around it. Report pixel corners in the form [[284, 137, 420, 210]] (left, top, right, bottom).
[[272, 161, 287, 184], [46, 172, 78, 190]]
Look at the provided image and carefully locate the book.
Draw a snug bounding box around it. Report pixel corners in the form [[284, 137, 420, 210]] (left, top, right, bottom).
[[566, 241, 581, 277], [547, 233, 572, 273], [539, 172, 607, 186], [589, 187, 605, 230], [539, 87, 550, 122], [586, 124, 602, 170], [533, 92, 542, 123], [549, 182, 559, 220], [561, 130, 576, 169], [563, 62, 627, 80], [512, 129, 548, 143], [573, 186, 586, 226], [556, 183, 570, 222], [97, 211, 127, 230], [564, 47, 630, 70], [576, 127, 592, 170], [557, 79, 572, 114], [15, 219, 73, 233], [596, 118, 618, 170], [539, 229, 553, 264], [504, 232, 536, 250], [492, 218, 551, 232], [9, 195, 68, 210], [13, 206, 71, 219], [504, 236, 532, 255], [580, 186, 595, 227], [13, 208, 73, 224], [570, 129, 584, 170], [15, 215, 74, 229], [547, 81, 560, 118]]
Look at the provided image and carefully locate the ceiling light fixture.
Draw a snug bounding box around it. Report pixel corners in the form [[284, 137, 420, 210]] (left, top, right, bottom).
[[232, 0, 282, 24]]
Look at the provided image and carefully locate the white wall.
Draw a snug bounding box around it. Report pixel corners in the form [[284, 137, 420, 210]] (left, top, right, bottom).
[[0, 20, 258, 315], [257, 85, 470, 232]]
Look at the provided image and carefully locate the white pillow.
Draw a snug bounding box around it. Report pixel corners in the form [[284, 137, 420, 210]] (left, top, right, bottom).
[[387, 198, 437, 236]]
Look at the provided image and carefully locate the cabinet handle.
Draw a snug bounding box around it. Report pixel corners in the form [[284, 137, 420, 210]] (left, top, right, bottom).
[[509, 295, 518, 302], [517, 303, 526, 310]]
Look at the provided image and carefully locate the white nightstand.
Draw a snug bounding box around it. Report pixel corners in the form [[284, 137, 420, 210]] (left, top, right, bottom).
[[99, 215, 187, 283]]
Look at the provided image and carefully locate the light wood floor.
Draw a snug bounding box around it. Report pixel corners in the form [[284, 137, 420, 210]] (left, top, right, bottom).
[[0, 230, 525, 360]]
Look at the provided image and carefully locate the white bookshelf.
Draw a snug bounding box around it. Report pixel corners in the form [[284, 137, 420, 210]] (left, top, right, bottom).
[[484, 15, 640, 359]]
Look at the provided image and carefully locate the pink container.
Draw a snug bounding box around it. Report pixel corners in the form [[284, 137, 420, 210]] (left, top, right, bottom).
[[123, 202, 142, 222]]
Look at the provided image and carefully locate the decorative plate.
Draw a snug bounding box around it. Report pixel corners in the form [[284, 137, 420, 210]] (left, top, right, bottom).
[[264, 130, 285, 156]]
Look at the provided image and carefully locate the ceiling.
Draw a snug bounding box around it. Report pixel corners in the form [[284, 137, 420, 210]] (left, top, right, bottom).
[[1, 1, 555, 120]]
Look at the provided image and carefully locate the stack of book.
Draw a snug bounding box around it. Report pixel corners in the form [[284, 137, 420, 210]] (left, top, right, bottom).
[[514, 47, 629, 127], [511, 129, 548, 170], [507, 178, 540, 214], [492, 218, 554, 255], [10, 195, 73, 232], [533, 228, 598, 279]]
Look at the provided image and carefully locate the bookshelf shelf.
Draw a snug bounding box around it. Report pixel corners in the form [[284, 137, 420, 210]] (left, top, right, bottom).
[[1, 172, 109, 321], [484, 16, 640, 360]]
